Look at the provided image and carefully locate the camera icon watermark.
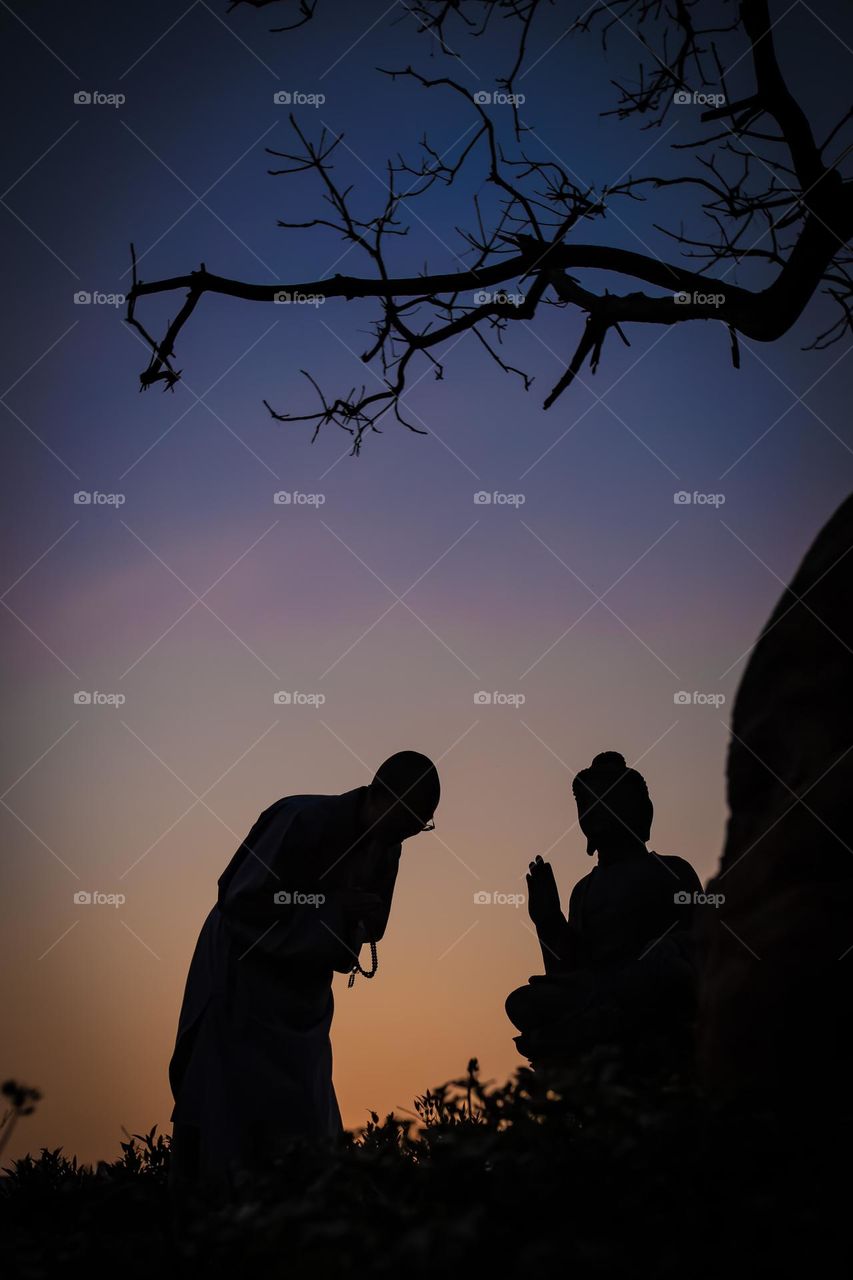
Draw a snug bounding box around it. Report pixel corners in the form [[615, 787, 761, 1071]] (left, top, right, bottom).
[[672, 89, 725, 108], [674, 889, 725, 907], [273, 690, 326, 707], [473, 690, 526, 707], [273, 490, 326, 506], [73, 90, 126, 108], [673, 290, 725, 307], [73, 290, 125, 307], [273, 290, 325, 307], [74, 890, 126, 907], [474, 490, 526, 507], [473, 289, 525, 307], [273, 890, 325, 906], [673, 690, 726, 708], [74, 490, 126, 506], [473, 90, 525, 106], [473, 889, 525, 907], [673, 490, 725, 507], [73, 690, 126, 707], [273, 90, 326, 106]]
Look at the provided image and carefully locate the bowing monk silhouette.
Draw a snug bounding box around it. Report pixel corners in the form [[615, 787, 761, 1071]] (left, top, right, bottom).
[[168, 751, 439, 1195], [506, 751, 703, 1070]]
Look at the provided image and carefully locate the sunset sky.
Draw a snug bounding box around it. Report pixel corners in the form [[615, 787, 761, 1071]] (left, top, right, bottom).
[[2, 0, 852, 1166]]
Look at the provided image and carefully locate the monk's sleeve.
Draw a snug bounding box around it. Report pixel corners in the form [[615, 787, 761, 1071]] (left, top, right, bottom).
[[364, 845, 401, 942], [325, 844, 402, 974], [217, 805, 354, 972]]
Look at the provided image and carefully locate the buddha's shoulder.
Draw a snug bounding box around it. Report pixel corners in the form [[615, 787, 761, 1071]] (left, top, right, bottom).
[[652, 853, 702, 884]]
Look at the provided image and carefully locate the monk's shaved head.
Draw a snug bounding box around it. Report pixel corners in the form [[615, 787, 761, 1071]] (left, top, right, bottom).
[[372, 751, 440, 825]]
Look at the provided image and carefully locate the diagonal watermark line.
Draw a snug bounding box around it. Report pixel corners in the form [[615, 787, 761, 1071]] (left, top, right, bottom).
[[526, 720, 680, 867], [1, 799, 79, 877], [120, 795, 205, 880], [717, 739, 853, 881], [518, 718, 682, 877], [1, 722, 79, 802], [1, 122, 79, 201], [38, 921, 80, 961], [723, 723, 853, 857], [119, 520, 281, 680], [519, 519, 681, 679], [520, 3, 597, 82], [719, 109, 851, 262], [315, 319, 482, 478], [595, 0, 679, 82], [519, 913, 563, 963], [2, 322, 79, 400], [317, 717, 481, 881], [717, 0, 800, 81], [238, 920, 279, 962], [0, 198, 80, 277], [437, 919, 479, 962], [1, 522, 78, 600], [719, 342, 853, 478], [395, 0, 483, 81], [327, 128, 472, 271], [121, 122, 280, 278], [119, 719, 281, 878], [199, 0, 281, 78], [637, 919, 679, 961], [118, 0, 200, 79], [320, 0, 402, 79], [308, 118, 481, 293], [0, 0, 79, 77], [718, 523, 853, 679], [518, 326, 676, 480], [719, 918, 762, 961], [519, 320, 680, 479], [192, 392, 281, 479], [0, 599, 80, 677], [120, 919, 163, 961], [315, 325, 479, 482], [120, 120, 280, 277], [799, 0, 853, 58], [720, 520, 853, 658], [319, 519, 480, 678], [522, 115, 684, 277], [0, 400, 81, 479], [120, 321, 281, 479], [738, 338, 853, 457]]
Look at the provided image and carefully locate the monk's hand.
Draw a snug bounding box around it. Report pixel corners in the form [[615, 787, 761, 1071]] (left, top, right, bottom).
[[343, 889, 385, 943], [526, 856, 562, 930], [353, 837, 398, 887]]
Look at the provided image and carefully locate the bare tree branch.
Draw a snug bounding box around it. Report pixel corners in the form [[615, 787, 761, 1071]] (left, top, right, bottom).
[[126, 0, 853, 451]]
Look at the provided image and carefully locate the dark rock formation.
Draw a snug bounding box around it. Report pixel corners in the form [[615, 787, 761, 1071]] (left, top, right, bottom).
[[697, 494, 853, 1103]]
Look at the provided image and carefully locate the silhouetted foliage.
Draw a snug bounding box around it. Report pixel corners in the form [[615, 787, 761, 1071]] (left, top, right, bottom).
[[2, 1053, 847, 1275], [0, 1080, 42, 1160]]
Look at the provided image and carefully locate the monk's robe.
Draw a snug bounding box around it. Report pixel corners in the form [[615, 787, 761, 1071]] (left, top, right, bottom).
[[168, 786, 399, 1190], [506, 853, 704, 1065]]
